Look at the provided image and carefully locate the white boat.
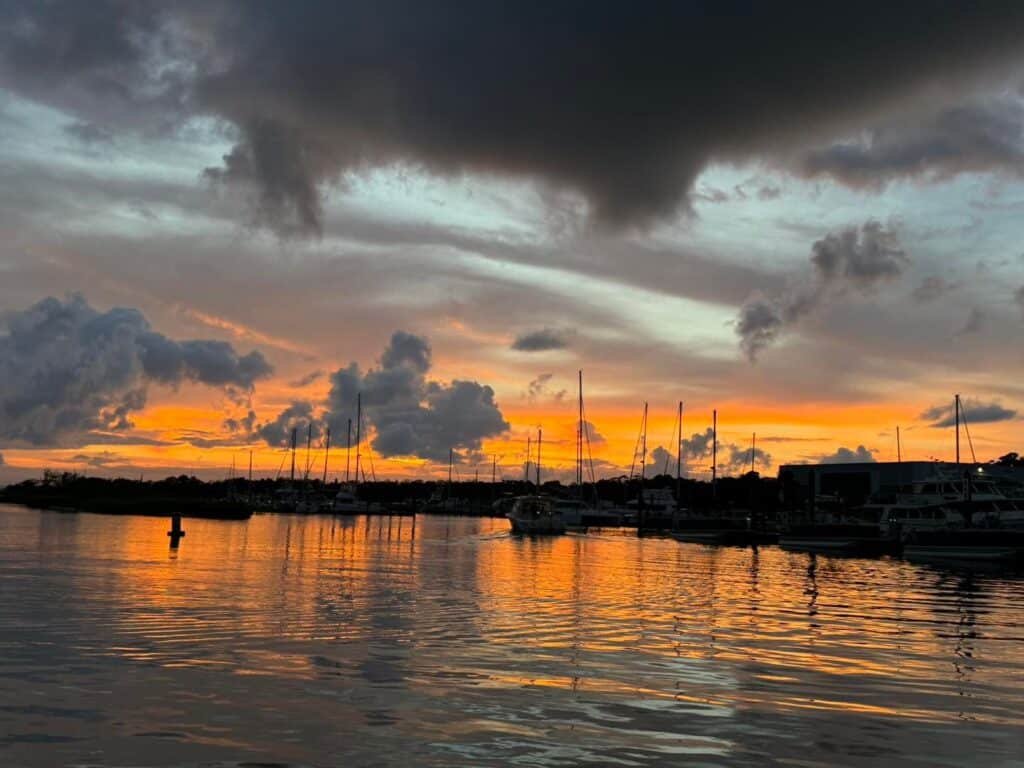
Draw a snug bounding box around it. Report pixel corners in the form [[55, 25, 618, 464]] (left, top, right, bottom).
[[332, 487, 380, 514], [507, 495, 566, 535]]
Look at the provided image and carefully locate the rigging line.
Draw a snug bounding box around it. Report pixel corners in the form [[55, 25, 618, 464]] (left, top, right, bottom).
[[581, 400, 598, 484], [663, 410, 679, 476], [960, 409, 978, 464], [629, 406, 645, 479], [367, 445, 377, 482]]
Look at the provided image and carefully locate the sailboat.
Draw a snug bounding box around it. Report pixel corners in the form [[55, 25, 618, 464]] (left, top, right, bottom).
[[507, 427, 567, 534], [670, 408, 753, 544]]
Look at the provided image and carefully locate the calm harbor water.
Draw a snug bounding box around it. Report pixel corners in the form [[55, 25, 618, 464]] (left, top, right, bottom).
[[0, 505, 1022, 767]]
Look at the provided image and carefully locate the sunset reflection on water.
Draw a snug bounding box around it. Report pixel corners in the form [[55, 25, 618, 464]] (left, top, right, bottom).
[[0, 505, 1021, 766]]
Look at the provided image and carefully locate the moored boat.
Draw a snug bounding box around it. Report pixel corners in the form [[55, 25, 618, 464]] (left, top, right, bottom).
[[902, 529, 1024, 564], [507, 495, 566, 535]]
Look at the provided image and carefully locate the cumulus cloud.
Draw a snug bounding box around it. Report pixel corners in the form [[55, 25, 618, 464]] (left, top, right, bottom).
[[0, 294, 272, 447], [912, 276, 957, 302], [819, 445, 876, 463], [324, 332, 508, 462], [682, 428, 716, 461], [254, 401, 323, 448], [921, 398, 1017, 428], [736, 221, 908, 360], [581, 420, 605, 445], [511, 328, 570, 352], [725, 445, 772, 474], [657, 430, 772, 476], [650, 445, 678, 475], [4, 3, 1024, 235]]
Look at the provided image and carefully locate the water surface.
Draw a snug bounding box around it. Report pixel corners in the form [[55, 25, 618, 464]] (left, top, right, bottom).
[[0, 505, 1022, 766]]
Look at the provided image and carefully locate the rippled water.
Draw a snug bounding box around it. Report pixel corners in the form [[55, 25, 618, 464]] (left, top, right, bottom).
[[0, 505, 1022, 767]]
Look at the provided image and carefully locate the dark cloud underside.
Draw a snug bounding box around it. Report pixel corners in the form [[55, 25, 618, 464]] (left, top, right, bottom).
[[3, 2, 1024, 235]]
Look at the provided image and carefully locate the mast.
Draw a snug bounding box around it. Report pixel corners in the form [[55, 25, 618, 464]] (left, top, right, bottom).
[[711, 409, 718, 504], [304, 422, 312, 481], [954, 393, 961, 468], [676, 401, 683, 511], [525, 434, 531, 484], [447, 448, 453, 500], [896, 425, 902, 463], [577, 370, 584, 497], [640, 401, 648, 482], [355, 393, 362, 486], [248, 450, 253, 483], [751, 432, 756, 474], [289, 426, 297, 483], [322, 427, 331, 484], [536, 428, 542, 487], [345, 418, 352, 484]]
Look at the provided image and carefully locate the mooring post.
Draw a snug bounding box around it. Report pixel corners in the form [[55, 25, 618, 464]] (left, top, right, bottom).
[[168, 514, 185, 546]]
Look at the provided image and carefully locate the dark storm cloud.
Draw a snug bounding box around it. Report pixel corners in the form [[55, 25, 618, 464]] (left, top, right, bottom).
[[737, 221, 908, 360], [324, 331, 508, 461], [4, 2, 1024, 236], [799, 100, 1024, 187], [0, 294, 272, 446], [819, 445, 876, 463], [921, 398, 1017, 428], [512, 328, 570, 352]]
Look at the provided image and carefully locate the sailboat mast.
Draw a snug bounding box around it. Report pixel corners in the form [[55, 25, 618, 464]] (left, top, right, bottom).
[[536, 428, 542, 487], [304, 423, 312, 480], [355, 393, 362, 485], [751, 432, 756, 474], [290, 426, 297, 483], [322, 428, 331, 484], [711, 409, 718, 503], [448, 448, 453, 499], [248, 450, 253, 482], [640, 402, 648, 481], [676, 401, 683, 511], [525, 434, 531, 483], [345, 418, 352, 483], [954, 393, 961, 467], [577, 370, 584, 494], [897, 425, 902, 463]]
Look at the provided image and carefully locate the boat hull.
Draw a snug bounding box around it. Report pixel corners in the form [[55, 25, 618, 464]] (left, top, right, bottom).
[[779, 525, 896, 556], [508, 517, 566, 535]]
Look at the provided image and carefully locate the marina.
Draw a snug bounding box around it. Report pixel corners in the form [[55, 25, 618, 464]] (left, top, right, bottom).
[[0, 504, 1021, 767]]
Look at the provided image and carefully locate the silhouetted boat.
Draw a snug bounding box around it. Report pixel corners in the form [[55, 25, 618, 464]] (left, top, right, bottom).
[[903, 529, 1024, 564]]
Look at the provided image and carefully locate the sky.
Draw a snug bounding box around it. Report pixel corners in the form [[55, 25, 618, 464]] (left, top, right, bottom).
[[2, 2, 1024, 483]]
